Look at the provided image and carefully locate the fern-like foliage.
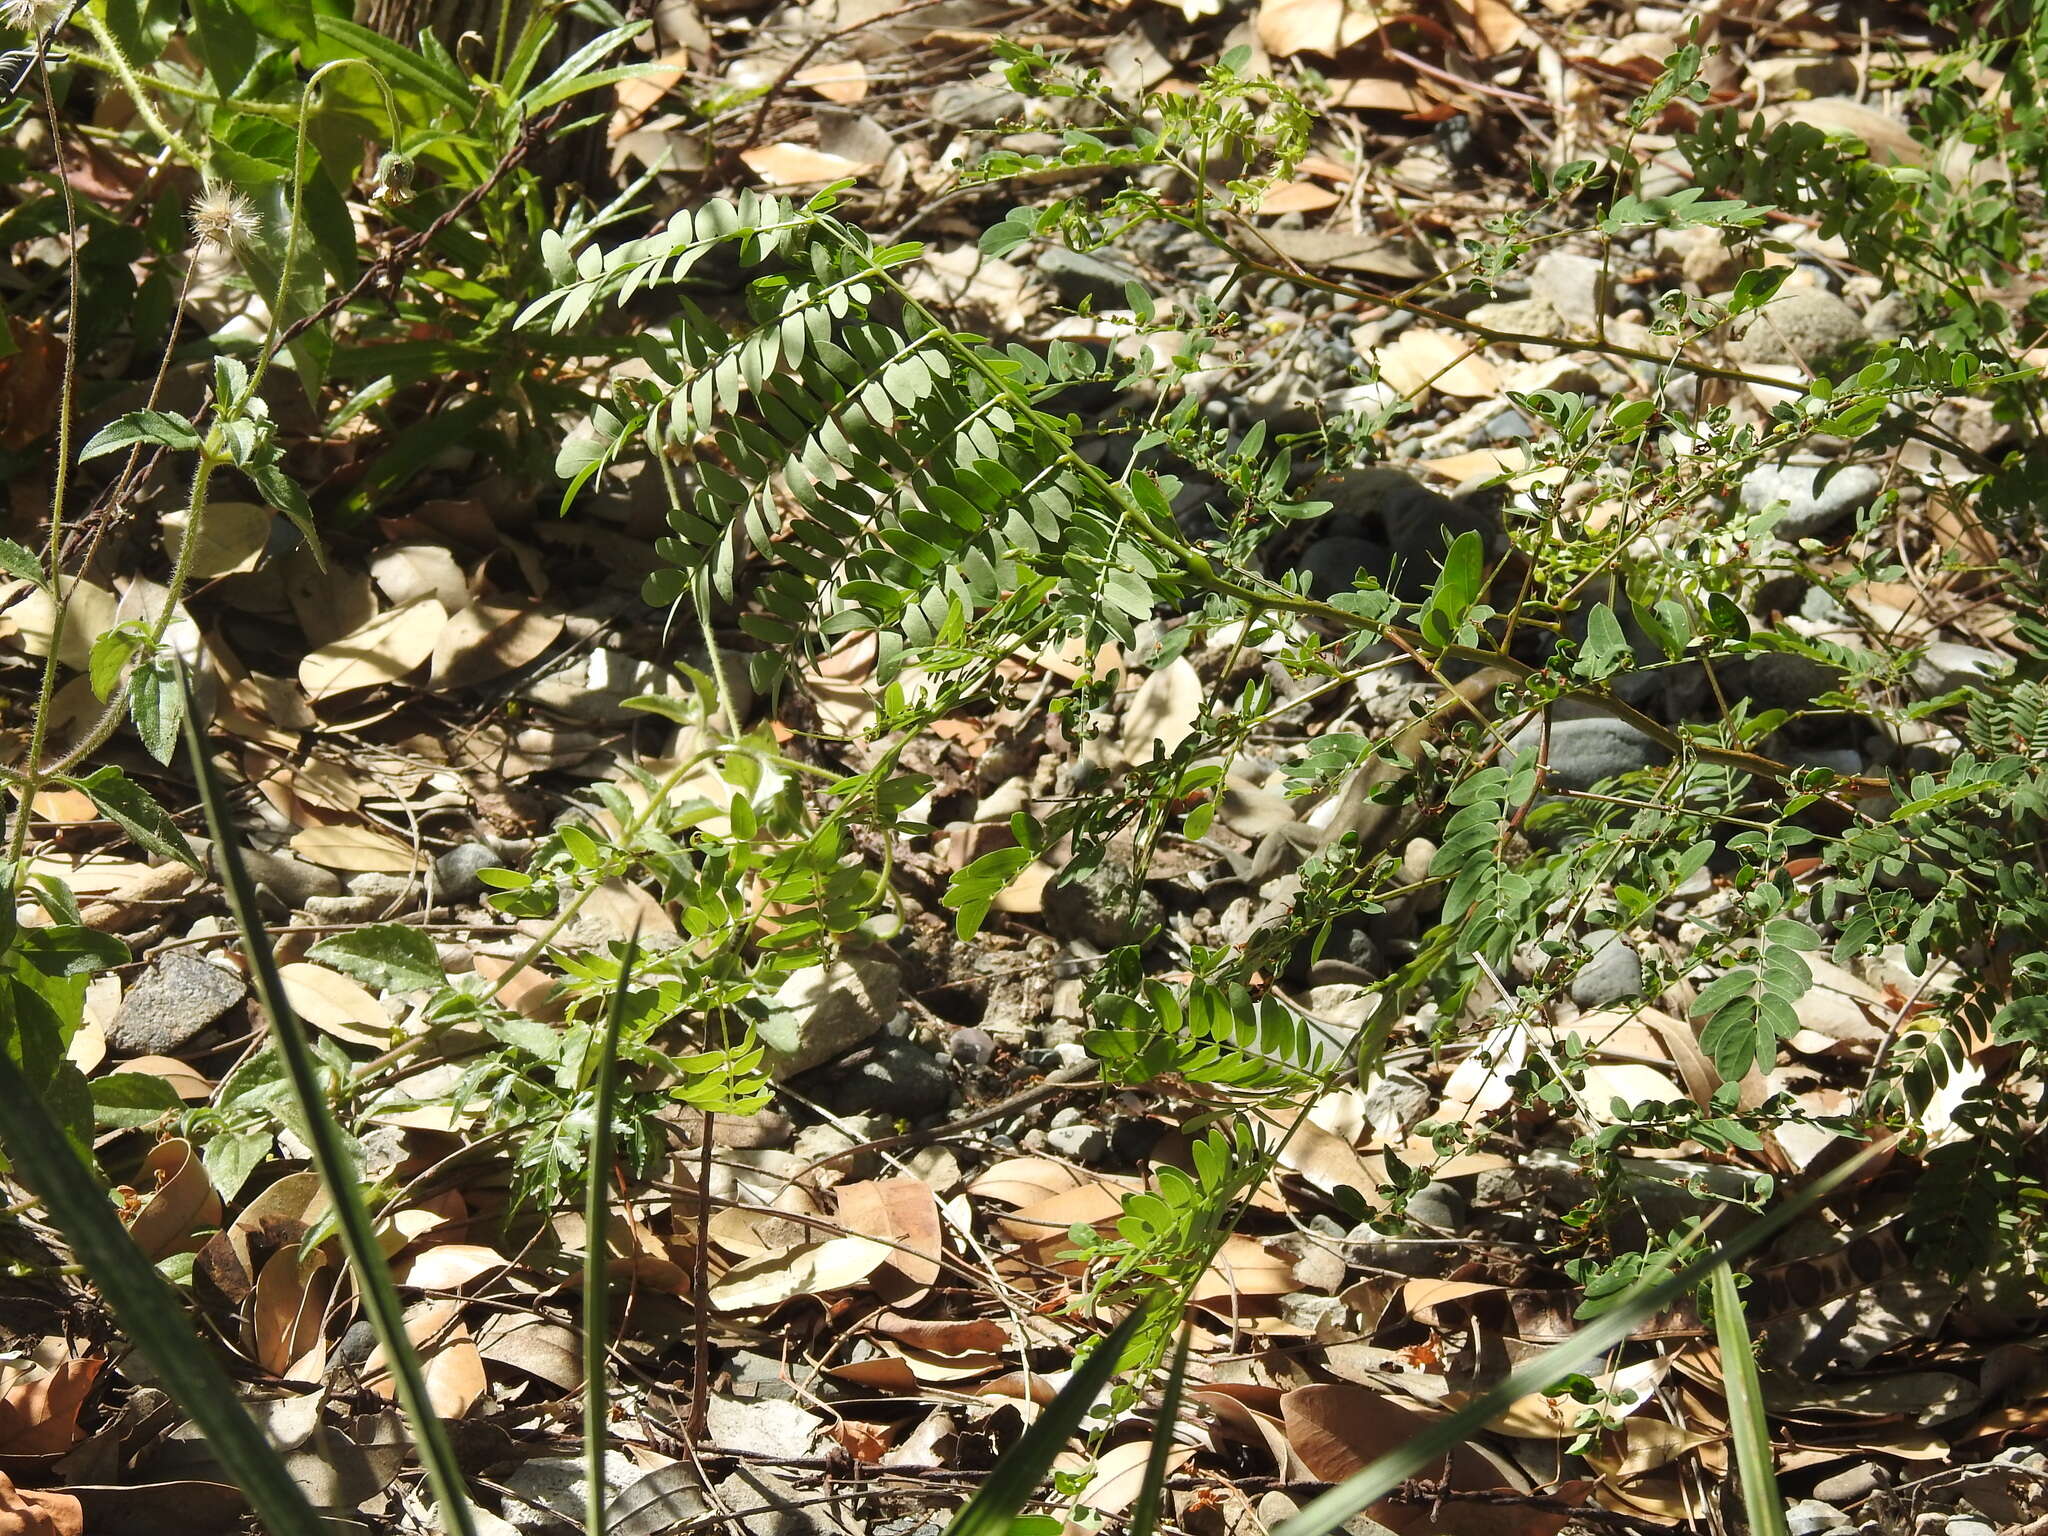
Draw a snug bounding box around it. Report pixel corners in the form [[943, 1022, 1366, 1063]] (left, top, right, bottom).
[[522, 189, 1191, 673], [1085, 973, 1325, 1098]]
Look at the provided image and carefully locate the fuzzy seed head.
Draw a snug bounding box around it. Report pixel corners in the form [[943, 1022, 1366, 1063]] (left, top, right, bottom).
[[189, 183, 260, 250], [2, 0, 67, 34]]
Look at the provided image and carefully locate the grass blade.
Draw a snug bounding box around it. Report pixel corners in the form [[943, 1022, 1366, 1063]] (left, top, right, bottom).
[[584, 934, 641, 1536], [179, 681, 481, 1536], [1274, 1139, 1893, 1536], [941, 1309, 1144, 1536], [1712, 1261, 1788, 1536], [1127, 1324, 1192, 1536], [0, 1009, 332, 1534]]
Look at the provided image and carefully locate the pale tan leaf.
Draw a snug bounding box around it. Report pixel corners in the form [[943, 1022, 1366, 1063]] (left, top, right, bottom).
[[298, 597, 447, 701], [400, 1244, 510, 1290], [278, 962, 394, 1047], [967, 1156, 1093, 1207], [1256, 0, 1387, 57], [794, 60, 868, 103], [7, 578, 117, 669], [109, 1055, 213, 1100], [707, 1236, 892, 1311], [163, 501, 272, 579], [1325, 76, 1430, 111], [430, 601, 566, 688], [1117, 657, 1204, 764], [289, 823, 418, 874], [740, 142, 873, 185], [1257, 181, 1341, 215]]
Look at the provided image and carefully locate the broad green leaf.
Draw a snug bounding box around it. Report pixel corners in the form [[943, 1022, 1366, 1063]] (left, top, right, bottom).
[[128, 658, 185, 764], [308, 924, 445, 994], [79, 410, 201, 460], [68, 766, 203, 870], [1576, 602, 1630, 681], [89, 625, 145, 701], [1416, 529, 1484, 649], [942, 844, 1035, 941], [0, 536, 44, 586], [91, 1070, 185, 1128]]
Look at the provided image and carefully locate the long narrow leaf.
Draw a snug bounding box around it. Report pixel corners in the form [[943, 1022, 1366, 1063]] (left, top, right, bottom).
[[1128, 1325, 1192, 1536], [180, 683, 480, 1536], [1712, 1261, 1788, 1536], [941, 1310, 1144, 1536], [1274, 1140, 1893, 1536], [0, 1013, 331, 1536], [585, 935, 641, 1536]]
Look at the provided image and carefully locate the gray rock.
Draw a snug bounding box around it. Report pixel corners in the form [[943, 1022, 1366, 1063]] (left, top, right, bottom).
[[1741, 462, 1882, 539], [1362, 1070, 1431, 1142], [947, 1026, 997, 1066], [109, 952, 247, 1055], [832, 1039, 953, 1118], [1465, 296, 1563, 342], [757, 954, 901, 1078], [1787, 1500, 1851, 1536], [1039, 246, 1139, 310], [1742, 650, 1844, 711], [1913, 640, 2011, 696], [1750, 54, 1858, 97], [1043, 857, 1163, 950], [1404, 1181, 1467, 1232], [233, 845, 341, 910], [1813, 1463, 1890, 1505], [1509, 712, 1669, 791], [1299, 536, 1391, 597], [1472, 1166, 1531, 1207], [1325, 467, 1496, 600], [345, 871, 414, 906], [433, 842, 504, 905], [1795, 747, 1868, 777], [301, 893, 387, 924], [1571, 931, 1645, 1008], [929, 80, 1027, 128], [1944, 1523, 1997, 1536], [1529, 251, 1610, 329], [1045, 1123, 1109, 1164], [1729, 288, 1869, 371]]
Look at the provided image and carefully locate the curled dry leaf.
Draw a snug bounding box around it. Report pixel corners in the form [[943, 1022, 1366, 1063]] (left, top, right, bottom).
[[247, 1246, 334, 1377], [708, 1235, 893, 1312], [0, 1359, 102, 1457], [0, 1470, 83, 1536], [1257, 181, 1341, 215], [124, 1139, 221, 1262], [298, 596, 448, 701], [967, 1155, 1094, 1207], [398, 1244, 515, 1291]]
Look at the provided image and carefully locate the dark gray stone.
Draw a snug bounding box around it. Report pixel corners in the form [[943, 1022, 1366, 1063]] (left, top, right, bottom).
[[1324, 466, 1497, 600], [110, 952, 247, 1055], [832, 1040, 952, 1117], [1044, 1123, 1109, 1164], [947, 1026, 997, 1066], [1509, 713, 1669, 791], [1043, 857, 1164, 950], [1571, 931, 1645, 1008], [929, 81, 1027, 128], [1741, 650, 1844, 711], [1741, 462, 1882, 539], [1039, 246, 1139, 309], [234, 845, 340, 910], [433, 842, 504, 905], [1813, 1463, 1890, 1505], [1298, 537, 1391, 597], [1404, 1181, 1467, 1231]]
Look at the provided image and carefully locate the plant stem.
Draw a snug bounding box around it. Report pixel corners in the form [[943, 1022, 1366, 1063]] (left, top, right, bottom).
[[76, 11, 203, 168]]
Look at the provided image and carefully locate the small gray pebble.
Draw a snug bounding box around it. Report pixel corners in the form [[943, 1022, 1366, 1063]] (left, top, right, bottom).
[[433, 842, 505, 905], [1786, 1501, 1851, 1536], [1571, 931, 1645, 1009], [1405, 1181, 1467, 1232], [1044, 1123, 1109, 1165], [947, 1026, 997, 1067]]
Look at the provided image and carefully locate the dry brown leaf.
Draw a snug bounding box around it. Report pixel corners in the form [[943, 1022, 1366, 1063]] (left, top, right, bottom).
[[1190, 1236, 1297, 1308], [834, 1179, 943, 1293], [967, 1156, 1094, 1207], [1257, 181, 1341, 215], [399, 1245, 511, 1290], [794, 61, 869, 103], [278, 962, 393, 1048], [0, 1469, 83, 1536], [289, 823, 418, 874], [430, 600, 565, 689], [124, 1139, 221, 1262], [708, 1236, 893, 1312], [740, 143, 873, 185], [7, 579, 117, 670], [109, 1056, 213, 1100], [0, 1361, 101, 1459], [1325, 76, 1430, 112], [474, 1315, 582, 1391], [298, 597, 447, 701], [1256, 0, 1390, 58], [248, 1247, 334, 1377], [1446, 0, 1526, 56]]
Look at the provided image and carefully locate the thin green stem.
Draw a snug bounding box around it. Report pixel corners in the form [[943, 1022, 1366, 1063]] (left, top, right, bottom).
[[76, 11, 203, 167]]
